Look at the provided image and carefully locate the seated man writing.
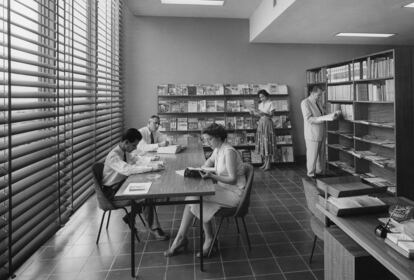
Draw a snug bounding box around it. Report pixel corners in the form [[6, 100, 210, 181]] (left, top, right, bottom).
[[102, 128, 169, 241], [138, 115, 170, 152]]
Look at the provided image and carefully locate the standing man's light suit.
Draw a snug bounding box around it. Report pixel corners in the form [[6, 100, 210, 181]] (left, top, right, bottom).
[[301, 96, 326, 177]]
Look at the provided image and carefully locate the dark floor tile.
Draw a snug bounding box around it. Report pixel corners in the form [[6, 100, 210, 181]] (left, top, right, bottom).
[[112, 253, 141, 269], [168, 251, 195, 266], [140, 252, 167, 268], [308, 254, 324, 270], [222, 260, 253, 278], [293, 241, 322, 256], [195, 262, 224, 279], [166, 264, 194, 280], [52, 258, 88, 274], [276, 256, 308, 273], [250, 258, 281, 275], [262, 231, 290, 244], [279, 221, 303, 231], [286, 230, 313, 242], [312, 269, 324, 280], [269, 243, 298, 257], [137, 267, 166, 280], [248, 233, 267, 245], [285, 271, 317, 280], [75, 271, 108, 280], [220, 246, 247, 261], [105, 269, 134, 280], [255, 273, 285, 280], [48, 273, 79, 280], [258, 222, 282, 233], [246, 245, 273, 259], [145, 240, 171, 252]]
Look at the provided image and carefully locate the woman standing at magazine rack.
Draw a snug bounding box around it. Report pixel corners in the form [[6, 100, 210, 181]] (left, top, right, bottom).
[[249, 89, 277, 171]]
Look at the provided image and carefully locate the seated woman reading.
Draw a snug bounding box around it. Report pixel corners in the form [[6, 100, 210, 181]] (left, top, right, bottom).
[[164, 123, 246, 257]]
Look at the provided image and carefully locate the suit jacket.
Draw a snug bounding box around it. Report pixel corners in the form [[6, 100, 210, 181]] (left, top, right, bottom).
[[301, 97, 326, 141], [138, 126, 167, 152]]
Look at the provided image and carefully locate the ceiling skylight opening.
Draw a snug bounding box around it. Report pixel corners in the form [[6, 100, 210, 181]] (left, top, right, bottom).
[[161, 0, 225, 6], [335, 33, 395, 38]]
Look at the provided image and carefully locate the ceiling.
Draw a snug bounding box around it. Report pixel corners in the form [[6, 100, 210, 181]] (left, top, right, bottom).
[[126, 0, 414, 45]]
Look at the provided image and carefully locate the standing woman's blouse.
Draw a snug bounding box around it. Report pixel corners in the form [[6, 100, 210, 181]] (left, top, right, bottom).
[[258, 100, 275, 115]]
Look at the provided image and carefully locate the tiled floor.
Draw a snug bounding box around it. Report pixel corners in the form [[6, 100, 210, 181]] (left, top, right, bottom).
[[14, 165, 324, 280]]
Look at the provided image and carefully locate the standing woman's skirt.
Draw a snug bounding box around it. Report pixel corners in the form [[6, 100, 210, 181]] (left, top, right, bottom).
[[255, 116, 277, 157]]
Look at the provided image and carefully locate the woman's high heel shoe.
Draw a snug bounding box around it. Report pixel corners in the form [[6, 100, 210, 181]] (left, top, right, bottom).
[[163, 237, 189, 257], [196, 241, 217, 258]]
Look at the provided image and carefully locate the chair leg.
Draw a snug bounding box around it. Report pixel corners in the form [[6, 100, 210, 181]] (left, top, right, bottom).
[[137, 213, 146, 228], [96, 211, 107, 244], [234, 217, 240, 234], [122, 207, 141, 243], [106, 210, 111, 229], [241, 217, 251, 251], [208, 217, 224, 258], [309, 235, 317, 264]]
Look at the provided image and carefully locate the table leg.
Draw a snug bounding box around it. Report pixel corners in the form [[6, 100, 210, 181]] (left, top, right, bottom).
[[199, 196, 204, 271], [130, 200, 136, 277]]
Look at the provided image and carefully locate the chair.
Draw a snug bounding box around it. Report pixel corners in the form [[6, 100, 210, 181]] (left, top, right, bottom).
[[208, 163, 254, 257], [92, 162, 145, 244], [302, 177, 326, 263]]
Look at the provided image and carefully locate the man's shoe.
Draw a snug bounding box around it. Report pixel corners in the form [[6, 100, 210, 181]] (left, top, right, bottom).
[[149, 228, 169, 241]]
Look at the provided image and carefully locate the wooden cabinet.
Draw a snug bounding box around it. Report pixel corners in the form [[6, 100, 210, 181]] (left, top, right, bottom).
[[306, 48, 414, 199]]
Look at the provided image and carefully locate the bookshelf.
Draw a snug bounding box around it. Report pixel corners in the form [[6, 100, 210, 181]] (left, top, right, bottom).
[[306, 48, 414, 200], [157, 83, 295, 164]]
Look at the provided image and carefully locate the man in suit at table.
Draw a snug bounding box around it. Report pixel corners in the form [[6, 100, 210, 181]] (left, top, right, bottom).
[[138, 115, 170, 152], [301, 86, 340, 178], [102, 128, 169, 240]]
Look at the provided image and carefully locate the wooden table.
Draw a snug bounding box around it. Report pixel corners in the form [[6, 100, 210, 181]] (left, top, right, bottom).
[[115, 137, 215, 277], [318, 197, 414, 280]]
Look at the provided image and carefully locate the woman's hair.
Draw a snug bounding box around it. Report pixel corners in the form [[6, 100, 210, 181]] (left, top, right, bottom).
[[201, 123, 227, 141], [257, 89, 270, 98], [122, 128, 142, 143]]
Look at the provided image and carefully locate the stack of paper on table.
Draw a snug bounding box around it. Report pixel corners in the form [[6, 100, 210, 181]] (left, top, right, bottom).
[[385, 232, 414, 258], [320, 195, 388, 216], [157, 145, 183, 154], [124, 182, 152, 195]]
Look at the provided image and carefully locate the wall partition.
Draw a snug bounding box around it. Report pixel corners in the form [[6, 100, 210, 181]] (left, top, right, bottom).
[[0, 0, 123, 277]]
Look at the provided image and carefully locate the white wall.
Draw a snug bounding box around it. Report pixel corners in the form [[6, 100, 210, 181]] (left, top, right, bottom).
[[123, 12, 388, 156]]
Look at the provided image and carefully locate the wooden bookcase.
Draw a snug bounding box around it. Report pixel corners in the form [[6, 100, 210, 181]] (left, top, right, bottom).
[[306, 48, 414, 199], [156, 83, 295, 164]]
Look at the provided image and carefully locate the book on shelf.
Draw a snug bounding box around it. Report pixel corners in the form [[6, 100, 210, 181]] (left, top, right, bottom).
[[316, 176, 388, 197], [170, 100, 181, 113], [281, 146, 294, 162], [361, 175, 395, 188], [187, 84, 197, 96], [226, 100, 240, 112], [242, 99, 255, 112], [216, 100, 225, 112], [327, 84, 353, 101], [179, 100, 188, 112], [177, 117, 188, 131], [224, 84, 239, 95], [198, 100, 207, 112], [238, 84, 251, 95], [244, 116, 253, 129], [272, 100, 289, 111], [159, 100, 170, 113], [205, 84, 217, 95], [327, 65, 350, 83], [196, 85, 205, 95], [272, 115, 291, 128], [159, 117, 169, 131], [352, 62, 361, 80], [239, 149, 252, 163], [157, 84, 168, 95], [236, 116, 244, 130], [169, 117, 177, 131], [168, 84, 177, 95], [188, 118, 199, 131], [198, 117, 207, 130], [226, 116, 236, 130], [251, 151, 263, 164], [215, 117, 225, 127], [188, 100, 198, 112], [276, 135, 292, 144], [176, 84, 188, 95], [205, 117, 215, 127], [206, 100, 217, 112], [246, 133, 255, 144], [339, 104, 354, 120]]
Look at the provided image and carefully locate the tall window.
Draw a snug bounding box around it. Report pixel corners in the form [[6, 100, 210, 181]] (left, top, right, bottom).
[[0, 0, 123, 277]]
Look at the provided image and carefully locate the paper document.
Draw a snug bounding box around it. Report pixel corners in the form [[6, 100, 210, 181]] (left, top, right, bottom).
[[319, 113, 336, 122], [124, 182, 152, 195]]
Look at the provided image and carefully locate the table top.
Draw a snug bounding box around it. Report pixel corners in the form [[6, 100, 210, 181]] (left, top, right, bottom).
[[318, 196, 414, 280], [114, 137, 215, 200]]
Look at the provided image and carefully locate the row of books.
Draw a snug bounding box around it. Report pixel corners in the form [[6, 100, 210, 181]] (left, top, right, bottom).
[[306, 68, 326, 84], [239, 148, 294, 164], [159, 99, 289, 113], [355, 80, 395, 102], [327, 85, 353, 101], [366, 56, 394, 79], [327, 65, 350, 83], [327, 104, 354, 120], [157, 83, 288, 96]]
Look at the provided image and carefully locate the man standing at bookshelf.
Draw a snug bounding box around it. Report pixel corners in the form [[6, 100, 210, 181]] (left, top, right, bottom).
[[301, 86, 340, 178], [138, 115, 170, 152]]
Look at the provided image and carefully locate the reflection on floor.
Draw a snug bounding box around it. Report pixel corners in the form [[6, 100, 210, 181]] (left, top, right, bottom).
[[15, 165, 324, 280]]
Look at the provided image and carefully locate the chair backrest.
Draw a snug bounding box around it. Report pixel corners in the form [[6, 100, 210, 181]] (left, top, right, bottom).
[[302, 177, 325, 223], [235, 163, 254, 217], [92, 162, 115, 211]]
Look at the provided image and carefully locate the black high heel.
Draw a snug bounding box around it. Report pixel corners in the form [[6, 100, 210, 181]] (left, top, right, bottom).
[[164, 237, 189, 257]]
